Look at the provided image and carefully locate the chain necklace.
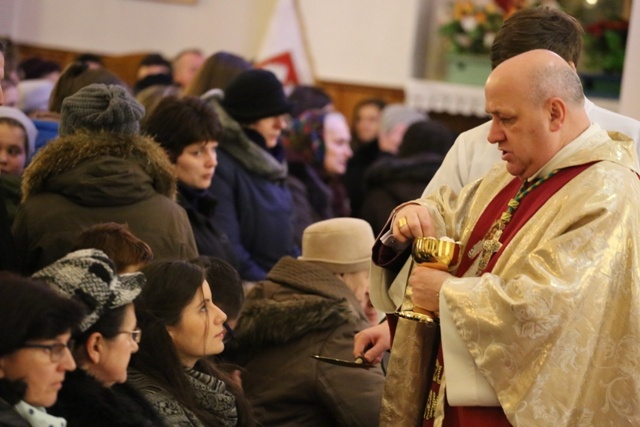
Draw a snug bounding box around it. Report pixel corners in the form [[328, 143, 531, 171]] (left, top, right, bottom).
[[467, 169, 559, 275]]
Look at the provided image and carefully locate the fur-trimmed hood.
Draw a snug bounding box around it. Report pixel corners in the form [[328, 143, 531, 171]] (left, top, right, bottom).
[[232, 257, 365, 351], [21, 130, 176, 204], [203, 93, 287, 181]]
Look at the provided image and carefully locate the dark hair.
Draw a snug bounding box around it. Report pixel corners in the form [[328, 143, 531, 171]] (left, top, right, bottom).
[[73, 305, 128, 348], [0, 273, 83, 405], [191, 256, 244, 322], [490, 7, 584, 69], [353, 98, 386, 118], [398, 120, 456, 159], [351, 98, 387, 142], [75, 53, 104, 67], [138, 54, 172, 71], [49, 62, 127, 112], [18, 57, 61, 80], [183, 51, 252, 96], [75, 222, 154, 273], [136, 83, 181, 125], [0, 272, 85, 357], [131, 260, 253, 426], [143, 96, 222, 163], [288, 85, 332, 118]]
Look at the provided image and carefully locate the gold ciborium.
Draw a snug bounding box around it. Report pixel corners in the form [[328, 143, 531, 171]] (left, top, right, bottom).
[[396, 237, 461, 322], [380, 236, 462, 427]]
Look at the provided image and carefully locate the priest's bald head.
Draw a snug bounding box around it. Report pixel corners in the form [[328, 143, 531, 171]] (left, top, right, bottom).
[[484, 49, 590, 180]]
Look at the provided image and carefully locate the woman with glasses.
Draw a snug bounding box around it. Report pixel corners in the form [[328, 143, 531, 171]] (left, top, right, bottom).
[[0, 272, 84, 427], [32, 249, 166, 427], [128, 260, 255, 427]]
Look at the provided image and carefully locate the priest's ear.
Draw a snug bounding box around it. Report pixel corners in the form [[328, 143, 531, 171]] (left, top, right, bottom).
[[547, 97, 567, 132]]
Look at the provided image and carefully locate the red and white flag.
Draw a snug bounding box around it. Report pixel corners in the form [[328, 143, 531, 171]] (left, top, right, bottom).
[[256, 0, 314, 89]]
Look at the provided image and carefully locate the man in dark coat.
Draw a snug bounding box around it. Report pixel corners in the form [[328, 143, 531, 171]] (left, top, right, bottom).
[[229, 218, 384, 427]]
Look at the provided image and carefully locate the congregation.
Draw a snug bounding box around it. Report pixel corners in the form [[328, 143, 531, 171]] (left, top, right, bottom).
[[2, 4, 640, 427], [0, 34, 427, 427]]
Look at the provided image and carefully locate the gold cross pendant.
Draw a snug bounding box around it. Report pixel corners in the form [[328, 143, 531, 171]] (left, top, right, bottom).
[[476, 230, 503, 272]]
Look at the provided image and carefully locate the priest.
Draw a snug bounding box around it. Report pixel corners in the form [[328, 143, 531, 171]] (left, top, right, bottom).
[[370, 49, 640, 426]]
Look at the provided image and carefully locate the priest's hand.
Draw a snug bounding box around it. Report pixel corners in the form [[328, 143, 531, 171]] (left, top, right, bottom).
[[409, 265, 452, 313], [391, 203, 435, 243]]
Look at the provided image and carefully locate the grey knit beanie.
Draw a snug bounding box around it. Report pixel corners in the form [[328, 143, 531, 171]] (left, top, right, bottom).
[[33, 249, 144, 332], [59, 83, 145, 136]]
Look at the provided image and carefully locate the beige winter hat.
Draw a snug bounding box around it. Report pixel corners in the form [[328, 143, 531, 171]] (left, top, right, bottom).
[[298, 218, 375, 273]]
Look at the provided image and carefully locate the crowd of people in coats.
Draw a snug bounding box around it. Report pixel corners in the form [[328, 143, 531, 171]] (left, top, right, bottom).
[[0, 35, 453, 427], [6, 4, 639, 425]]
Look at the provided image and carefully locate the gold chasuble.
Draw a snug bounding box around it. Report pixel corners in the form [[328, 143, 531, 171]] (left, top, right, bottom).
[[371, 126, 640, 426]]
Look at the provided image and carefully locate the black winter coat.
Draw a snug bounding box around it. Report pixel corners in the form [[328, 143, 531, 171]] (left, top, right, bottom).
[[49, 368, 166, 427]]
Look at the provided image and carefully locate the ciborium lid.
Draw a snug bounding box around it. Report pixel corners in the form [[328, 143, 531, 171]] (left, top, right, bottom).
[[412, 237, 461, 268]]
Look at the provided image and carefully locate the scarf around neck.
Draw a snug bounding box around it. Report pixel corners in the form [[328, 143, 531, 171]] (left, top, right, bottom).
[[14, 400, 67, 427], [185, 368, 237, 427]]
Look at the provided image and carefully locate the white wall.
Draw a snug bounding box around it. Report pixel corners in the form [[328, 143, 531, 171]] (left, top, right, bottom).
[[299, 0, 419, 86], [0, 0, 420, 87], [2, 0, 275, 60], [1, 0, 637, 102]]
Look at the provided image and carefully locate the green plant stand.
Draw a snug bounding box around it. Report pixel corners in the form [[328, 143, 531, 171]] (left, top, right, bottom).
[[444, 54, 492, 86], [579, 72, 621, 99]]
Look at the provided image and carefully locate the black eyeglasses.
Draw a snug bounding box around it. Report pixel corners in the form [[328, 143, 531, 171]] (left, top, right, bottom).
[[22, 340, 75, 363], [117, 329, 142, 344]]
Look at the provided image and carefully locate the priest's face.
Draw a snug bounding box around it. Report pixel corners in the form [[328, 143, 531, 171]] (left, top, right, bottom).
[[485, 70, 558, 180]]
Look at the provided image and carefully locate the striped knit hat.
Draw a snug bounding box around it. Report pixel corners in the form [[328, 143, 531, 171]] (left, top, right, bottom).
[[33, 249, 144, 332]]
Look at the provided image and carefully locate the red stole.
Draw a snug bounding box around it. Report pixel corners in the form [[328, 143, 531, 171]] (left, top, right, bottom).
[[427, 163, 595, 427]]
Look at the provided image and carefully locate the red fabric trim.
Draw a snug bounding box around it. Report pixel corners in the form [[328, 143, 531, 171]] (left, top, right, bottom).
[[457, 162, 596, 276], [442, 404, 512, 427], [424, 162, 597, 426]]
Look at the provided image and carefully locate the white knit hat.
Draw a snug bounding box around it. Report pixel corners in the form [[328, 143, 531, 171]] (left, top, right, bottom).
[[298, 218, 375, 273], [17, 78, 54, 114]]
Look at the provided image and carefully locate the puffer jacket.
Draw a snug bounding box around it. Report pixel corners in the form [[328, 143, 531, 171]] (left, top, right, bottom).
[[12, 130, 197, 274]]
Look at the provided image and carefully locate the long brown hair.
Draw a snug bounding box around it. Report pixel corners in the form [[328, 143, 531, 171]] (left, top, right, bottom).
[[182, 51, 252, 97], [131, 260, 254, 426]]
